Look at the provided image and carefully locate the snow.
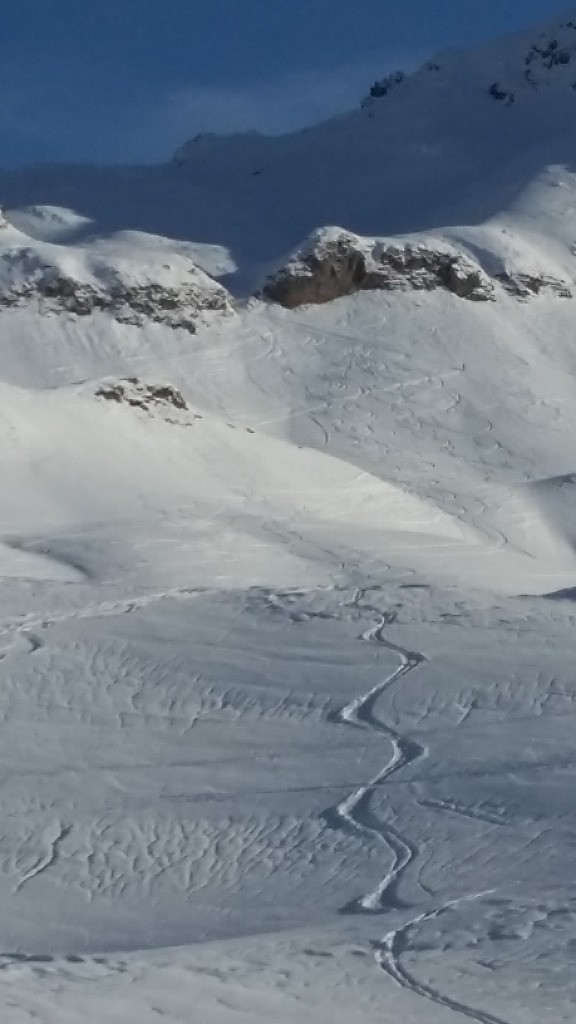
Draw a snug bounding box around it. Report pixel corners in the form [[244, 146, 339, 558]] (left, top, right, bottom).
[[2, 7, 576, 1023]]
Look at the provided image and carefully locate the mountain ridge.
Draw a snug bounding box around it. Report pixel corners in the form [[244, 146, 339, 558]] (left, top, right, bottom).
[[2, 8, 576, 296]]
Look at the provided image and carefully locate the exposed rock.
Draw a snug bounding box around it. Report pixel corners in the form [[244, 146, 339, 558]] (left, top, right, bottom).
[[95, 378, 200, 424], [361, 72, 406, 106], [0, 245, 232, 333], [526, 38, 572, 73], [0, 272, 230, 332], [262, 229, 495, 308], [96, 379, 188, 411], [489, 82, 515, 104], [361, 18, 576, 117], [496, 272, 573, 299]]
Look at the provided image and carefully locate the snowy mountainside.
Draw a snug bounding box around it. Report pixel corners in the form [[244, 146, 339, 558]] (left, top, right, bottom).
[[261, 224, 574, 306], [2, 12, 576, 293], [0, 213, 232, 331], [364, 11, 576, 106], [2, 8, 576, 1024]]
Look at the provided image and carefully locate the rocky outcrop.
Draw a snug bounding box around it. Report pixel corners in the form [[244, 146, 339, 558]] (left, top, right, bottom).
[[95, 378, 205, 426], [496, 272, 573, 299], [361, 71, 407, 106], [96, 378, 188, 411], [0, 269, 230, 333], [263, 229, 495, 308], [363, 17, 576, 116], [489, 82, 515, 104], [0, 238, 233, 333]]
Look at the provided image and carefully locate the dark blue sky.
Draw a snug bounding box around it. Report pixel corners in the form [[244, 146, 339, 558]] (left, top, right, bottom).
[[0, 0, 568, 166]]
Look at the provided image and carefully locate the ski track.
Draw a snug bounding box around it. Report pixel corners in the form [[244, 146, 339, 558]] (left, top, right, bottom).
[[376, 894, 510, 1024], [0, 585, 204, 654], [328, 588, 511, 1023], [0, 580, 513, 1021], [325, 587, 427, 914]]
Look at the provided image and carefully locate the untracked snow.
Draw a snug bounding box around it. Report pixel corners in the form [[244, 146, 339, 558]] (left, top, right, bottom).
[[1, 8, 576, 1024]]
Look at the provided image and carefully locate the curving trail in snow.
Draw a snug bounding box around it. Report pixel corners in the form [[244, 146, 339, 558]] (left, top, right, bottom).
[[0, 585, 204, 649], [324, 587, 427, 913], [328, 589, 511, 1023], [376, 895, 510, 1024]]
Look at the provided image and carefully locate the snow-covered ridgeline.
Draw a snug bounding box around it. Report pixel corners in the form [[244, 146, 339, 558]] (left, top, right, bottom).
[[0, 213, 232, 332]]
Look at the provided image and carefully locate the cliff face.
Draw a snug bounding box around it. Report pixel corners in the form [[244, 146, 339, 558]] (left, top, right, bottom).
[[262, 228, 574, 308]]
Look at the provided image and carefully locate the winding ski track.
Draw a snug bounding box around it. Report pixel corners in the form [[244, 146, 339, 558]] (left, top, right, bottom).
[[376, 894, 510, 1024], [324, 588, 426, 913], [0, 580, 512, 1020], [328, 588, 510, 1023]]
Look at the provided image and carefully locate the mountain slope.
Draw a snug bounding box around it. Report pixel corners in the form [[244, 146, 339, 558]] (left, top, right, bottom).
[[2, 8, 576, 1024], [3, 10, 576, 292]]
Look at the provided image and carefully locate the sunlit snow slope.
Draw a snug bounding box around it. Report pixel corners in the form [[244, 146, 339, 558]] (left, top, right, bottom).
[[2, 8, 576, 1024]]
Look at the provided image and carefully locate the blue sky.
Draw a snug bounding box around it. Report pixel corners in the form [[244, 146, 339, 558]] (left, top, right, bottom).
[[0, 0, 569, 166]]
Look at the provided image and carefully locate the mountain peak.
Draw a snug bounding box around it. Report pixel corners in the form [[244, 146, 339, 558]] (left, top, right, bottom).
[[362, 10, 576, 110]]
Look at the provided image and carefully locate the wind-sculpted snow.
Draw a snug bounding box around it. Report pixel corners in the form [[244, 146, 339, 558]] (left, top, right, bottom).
[[3, 8, 576, 1022], [0, 217, 575, 1018], [0, 575, 574, 1020], [320, 588, 515, 1022]]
